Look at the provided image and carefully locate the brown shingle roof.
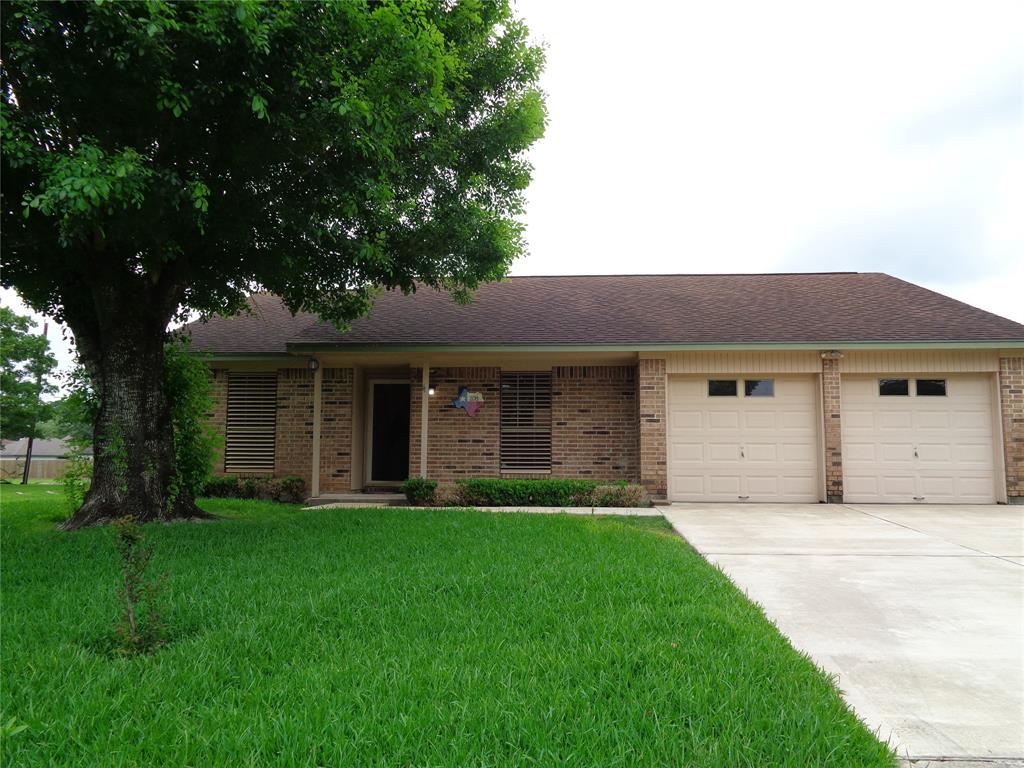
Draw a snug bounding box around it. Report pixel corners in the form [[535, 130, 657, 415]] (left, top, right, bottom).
[[185, 273, 1024, 355]]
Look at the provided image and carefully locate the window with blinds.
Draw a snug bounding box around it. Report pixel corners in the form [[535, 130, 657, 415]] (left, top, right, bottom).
[[225, 373, 277, 473], [500, 372, 552, 472]]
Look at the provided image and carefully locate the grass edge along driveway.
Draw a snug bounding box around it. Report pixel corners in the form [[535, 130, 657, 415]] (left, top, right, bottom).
[[0, 485, 896, 767]]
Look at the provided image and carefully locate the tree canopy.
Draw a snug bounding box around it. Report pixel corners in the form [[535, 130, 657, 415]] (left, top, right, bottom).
[[2, 0, 546, 326], [0, 306, 56, 441]]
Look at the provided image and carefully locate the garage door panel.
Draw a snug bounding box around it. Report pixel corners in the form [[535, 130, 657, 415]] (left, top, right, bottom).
[[708, 411, 740, 430], [668, 375, 820, 503], [709, 475, 742, 495], [881, 476, 917, 497], [744, 411, 777, 430], [841, 374, 996, 504], [672, 410, 703, 430], [915, 410, 951, 430], [845, 475, 879, 496], [916, 443, 952, 462], [671, 441, 704, 462], [708, 442, 740, 462], [844, 442, 877, 462], [952, 409, 991, 431], [844, 409, 875, 430], [878, 411, 913, 430], [878, 442, 913, 462]]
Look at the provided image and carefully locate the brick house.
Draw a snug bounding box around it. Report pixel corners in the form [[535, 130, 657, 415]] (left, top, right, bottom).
[[188, 273, 1024, 504]]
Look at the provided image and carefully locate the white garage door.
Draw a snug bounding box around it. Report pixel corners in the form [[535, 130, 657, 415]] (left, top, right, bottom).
[[668, 376, 820, 502], [842, 375, 996, 503]]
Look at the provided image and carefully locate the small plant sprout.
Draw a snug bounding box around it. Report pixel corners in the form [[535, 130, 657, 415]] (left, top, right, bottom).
[[112, 517, 166, 655]]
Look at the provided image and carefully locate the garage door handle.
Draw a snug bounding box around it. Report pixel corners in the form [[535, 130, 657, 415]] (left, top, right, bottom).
[[738, 495, 750, 501], [913, 496, 925, 501]]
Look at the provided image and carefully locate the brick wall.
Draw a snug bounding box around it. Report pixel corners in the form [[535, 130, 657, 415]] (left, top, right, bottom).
[[423, 367, 501, 481], [1000, 356, 1024, 503], [319, 368, 354, 492], [638, 358, 667, 497], [206, 368, 228, 474], [275, 369, 314, 483], [552, 366, 639, 480], [408, 368, 427, 478], [821, 356, 843, 502]]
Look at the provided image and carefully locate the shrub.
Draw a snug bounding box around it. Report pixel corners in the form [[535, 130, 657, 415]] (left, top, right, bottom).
[[593, 483, 649, 508], [199, 475, 307, 504], [59, 448, 93, 516], [273, 476, 307, 504], [164, 337, 222, 502], [200, 474, 240, 498], [451, 478, 650, 507], [402, 477, 438, 506], [455, 478, 598, 507]]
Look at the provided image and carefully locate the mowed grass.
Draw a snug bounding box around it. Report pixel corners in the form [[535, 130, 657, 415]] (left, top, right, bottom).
[[1, 484, 895, 767]]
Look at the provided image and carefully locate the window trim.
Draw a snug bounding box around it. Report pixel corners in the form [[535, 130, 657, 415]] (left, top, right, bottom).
[[500, 371, 552, 473]]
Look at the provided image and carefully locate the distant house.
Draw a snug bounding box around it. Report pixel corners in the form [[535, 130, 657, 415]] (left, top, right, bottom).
[[186, 272, 1024, 505], [0, 437, 90, 481]]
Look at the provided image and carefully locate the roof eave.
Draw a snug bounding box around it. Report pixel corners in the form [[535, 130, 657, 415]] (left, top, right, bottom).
[[278, 339, 1024, 354]]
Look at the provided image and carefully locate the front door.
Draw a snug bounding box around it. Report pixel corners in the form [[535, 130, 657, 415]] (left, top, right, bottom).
[[369, 381, 411, 484]]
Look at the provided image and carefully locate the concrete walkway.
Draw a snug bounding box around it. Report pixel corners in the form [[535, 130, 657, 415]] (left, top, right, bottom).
[[663, 503, 1024, 765]]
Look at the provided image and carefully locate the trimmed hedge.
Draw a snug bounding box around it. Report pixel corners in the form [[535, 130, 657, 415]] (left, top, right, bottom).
[[440, 478, 649, 508], [200, 475, 307, 504], [457, 478, 597, 507], [401, 477, 438, 505]]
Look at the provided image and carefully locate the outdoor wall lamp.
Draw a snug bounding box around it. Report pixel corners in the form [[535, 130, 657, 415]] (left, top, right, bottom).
[[308, 357, 320, 371], [427, 368, 435, 396]]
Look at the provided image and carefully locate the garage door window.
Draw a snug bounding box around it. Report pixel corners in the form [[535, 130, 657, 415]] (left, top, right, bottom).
[[708, 380, 737, 397], [744, 379, 774, 397], [879, 378, 909, 396], [916, 379, 947, 396]]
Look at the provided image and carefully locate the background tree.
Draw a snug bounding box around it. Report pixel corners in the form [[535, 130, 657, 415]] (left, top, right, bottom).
[[2, 0, 545, 527], [0, 306, 56, 442]]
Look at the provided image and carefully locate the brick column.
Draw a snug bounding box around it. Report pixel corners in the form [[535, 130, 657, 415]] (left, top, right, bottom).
[[408, 367, 423, 478], [821, 355, 843, 503], [999, 356, 1023, 504], [206, 368, 228, 473], [319, 368, 353, 492], [638, 358, 667, 498], [275, 369, 314, 481]]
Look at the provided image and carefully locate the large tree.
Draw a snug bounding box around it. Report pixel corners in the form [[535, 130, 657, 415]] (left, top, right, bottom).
[[1, 1, 545, 528]]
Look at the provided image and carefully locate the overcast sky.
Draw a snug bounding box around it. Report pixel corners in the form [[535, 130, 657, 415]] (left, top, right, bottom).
[[510, 0, 1023, 321], [4, 0, 1022, 378]]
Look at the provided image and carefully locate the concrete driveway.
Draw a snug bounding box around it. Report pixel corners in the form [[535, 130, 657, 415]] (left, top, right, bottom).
[[663, 503, 1024, 765]]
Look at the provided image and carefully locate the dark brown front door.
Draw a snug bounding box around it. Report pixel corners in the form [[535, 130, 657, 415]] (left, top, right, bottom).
[[370, 382, 410, 483]]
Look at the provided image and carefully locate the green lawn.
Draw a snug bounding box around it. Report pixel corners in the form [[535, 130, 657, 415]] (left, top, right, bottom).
[[0, 484, 894, 767]]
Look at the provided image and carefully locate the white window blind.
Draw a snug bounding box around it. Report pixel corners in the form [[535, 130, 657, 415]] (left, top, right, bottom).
[[225, 373, 277, 473], [500, 372, 552, 472]]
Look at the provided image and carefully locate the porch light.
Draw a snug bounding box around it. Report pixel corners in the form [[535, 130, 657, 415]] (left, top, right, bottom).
[[308, 357, 320, 371], [428, 386, 436, 396]]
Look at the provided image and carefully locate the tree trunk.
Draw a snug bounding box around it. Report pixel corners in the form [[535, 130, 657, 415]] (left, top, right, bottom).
[[60, 282, 215, 530]]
